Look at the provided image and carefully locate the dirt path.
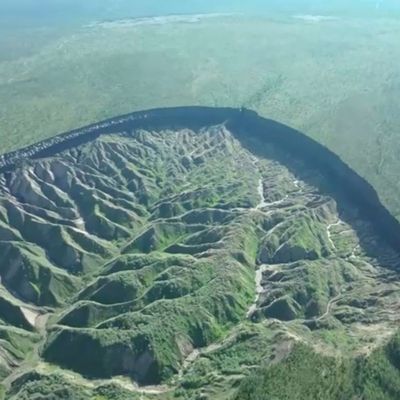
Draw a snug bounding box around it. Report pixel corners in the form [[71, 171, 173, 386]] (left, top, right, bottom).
[[255, 178, 288, 210], [326, 219, 343, 250], [3, 311, 51, 388], [316, 294, 341, 321], [35, 362, 173, 396], [316, 284, 351, 322], [246, 265, 269, 318], [29, 328, 242, 396], [176, 327, 240, 383]]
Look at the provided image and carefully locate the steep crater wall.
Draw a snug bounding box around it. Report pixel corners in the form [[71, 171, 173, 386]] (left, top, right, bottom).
[[1, 106, 399, 252]]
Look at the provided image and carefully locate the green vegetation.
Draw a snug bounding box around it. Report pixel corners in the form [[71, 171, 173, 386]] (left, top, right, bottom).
[[1, 13, 400, 221], [7, 371, 142, 400], [2, 3, 400, 398], [0, 126, 261, 394], [236, 331, 400, 400], [0, 122, 398, 398]]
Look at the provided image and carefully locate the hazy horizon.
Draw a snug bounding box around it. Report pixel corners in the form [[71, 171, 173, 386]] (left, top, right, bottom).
[[1, 0, 400, 28]]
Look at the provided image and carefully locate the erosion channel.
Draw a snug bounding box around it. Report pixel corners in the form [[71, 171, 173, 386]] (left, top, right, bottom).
[[0, 107, 400, 399]]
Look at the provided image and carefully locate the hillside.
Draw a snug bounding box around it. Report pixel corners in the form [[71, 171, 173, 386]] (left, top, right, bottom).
[[0, 108, 399, 399]]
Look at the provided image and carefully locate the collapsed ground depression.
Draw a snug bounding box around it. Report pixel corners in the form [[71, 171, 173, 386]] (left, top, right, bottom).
[[1, 107, 400, 399]]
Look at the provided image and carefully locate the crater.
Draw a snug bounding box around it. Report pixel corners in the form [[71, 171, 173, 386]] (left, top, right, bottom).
[[1, 107, 400, 388]]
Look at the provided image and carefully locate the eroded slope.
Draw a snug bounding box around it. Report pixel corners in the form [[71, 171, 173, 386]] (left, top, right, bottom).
[[0, 122, 399, 399]]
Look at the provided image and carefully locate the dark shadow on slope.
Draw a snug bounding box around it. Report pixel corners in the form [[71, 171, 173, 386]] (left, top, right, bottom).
[[228, 111, 400, 271], [1, 106, 400, 271]]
